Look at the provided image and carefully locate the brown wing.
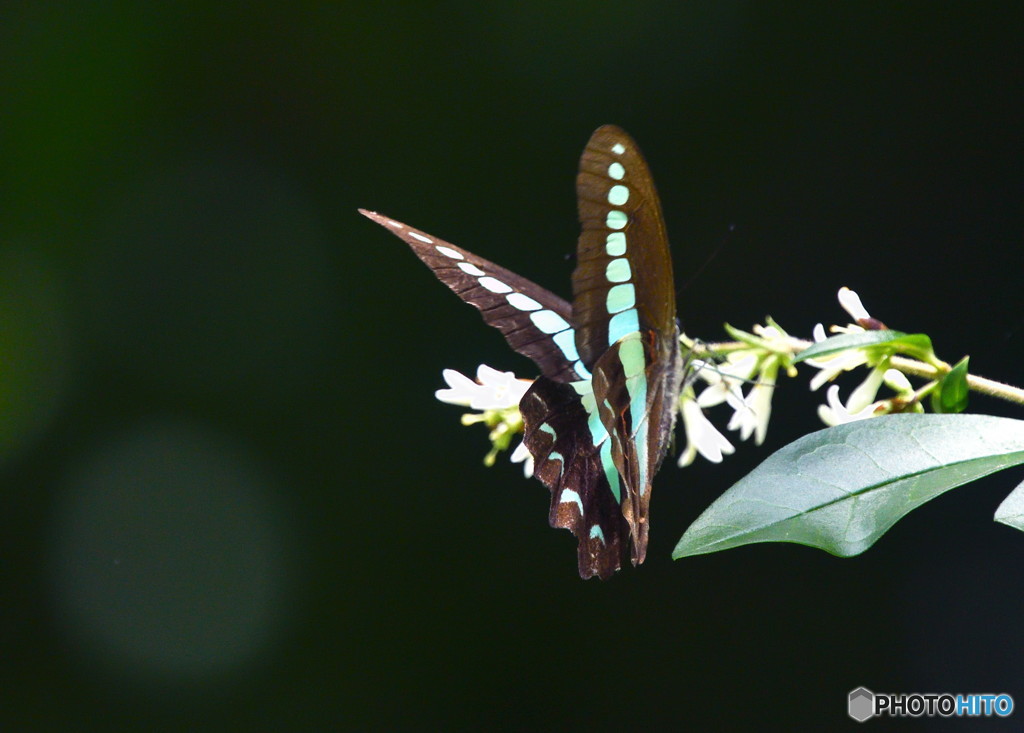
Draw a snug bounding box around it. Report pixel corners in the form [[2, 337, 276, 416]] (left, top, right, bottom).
[[572, 125, 676, 368], [361, 209, 588, 383]]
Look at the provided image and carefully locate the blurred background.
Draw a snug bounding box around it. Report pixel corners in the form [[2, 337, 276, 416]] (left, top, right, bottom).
[[2, 3, 1022, 730]]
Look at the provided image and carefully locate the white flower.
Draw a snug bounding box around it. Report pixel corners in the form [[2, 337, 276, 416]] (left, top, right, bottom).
[[807, 349, 870, 391], [510, 440, 534, 478], [837, 286, 871, 322], [693, 354, 758, 411], [817, 384, 881, 425], [845, 364, 887, 413], [682, 324, 787, 452], [817, 363, 887, 426], [805, 317, 870, 391], [434, 364, 533, 471], [817, 368, 910, 426], [677, 388, 735, 467], [435, 364, 532, 410], [726, 359, 778, 445], [882, 368, 913, 394], [751, 323, 791, 349]]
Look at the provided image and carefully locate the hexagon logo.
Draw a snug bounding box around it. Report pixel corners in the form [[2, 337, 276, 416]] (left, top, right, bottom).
[[848, 687, 875, 722]]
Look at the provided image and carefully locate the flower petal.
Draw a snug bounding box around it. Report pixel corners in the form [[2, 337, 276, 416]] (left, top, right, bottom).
[[846, 365, 886, 413], [838, 287, 871, 321], [883, 368, 912, 393], [679, 397, 734, 465], [510, 440, 534, 478], [435, 368, 479, 405], [807, 350, 869, 391]]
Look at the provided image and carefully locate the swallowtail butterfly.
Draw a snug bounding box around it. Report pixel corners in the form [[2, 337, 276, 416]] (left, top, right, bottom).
[[361, 126, 683, 579]]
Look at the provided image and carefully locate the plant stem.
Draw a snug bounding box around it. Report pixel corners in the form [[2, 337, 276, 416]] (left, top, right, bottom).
[[889, 355, 1024, 405], [691, 340, 1024, 407]]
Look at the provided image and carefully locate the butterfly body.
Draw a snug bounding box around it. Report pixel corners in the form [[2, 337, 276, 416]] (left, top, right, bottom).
[[361, 126, 682, 579]]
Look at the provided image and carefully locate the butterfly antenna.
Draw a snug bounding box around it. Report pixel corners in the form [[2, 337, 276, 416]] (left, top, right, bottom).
[[679, 223, 736, 295]]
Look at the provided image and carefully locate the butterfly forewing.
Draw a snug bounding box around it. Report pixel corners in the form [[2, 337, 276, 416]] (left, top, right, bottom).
[[572, 125, 676, 368], [360, 209, 586, 383]]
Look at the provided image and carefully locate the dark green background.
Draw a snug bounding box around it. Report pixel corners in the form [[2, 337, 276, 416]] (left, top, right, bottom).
[[3, 3, 1022, 730]]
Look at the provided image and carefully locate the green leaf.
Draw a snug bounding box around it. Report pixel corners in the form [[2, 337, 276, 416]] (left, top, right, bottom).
[[931, 356, 970, 414], [674, 414, 1024, 559], [794, 330, 933, 363], [994, 480, 1024, 532]]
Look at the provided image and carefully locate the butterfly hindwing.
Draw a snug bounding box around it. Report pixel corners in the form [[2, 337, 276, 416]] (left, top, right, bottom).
[[520, 376, 630, 579], [359, 209, 586, 383], [590, 331, 683, 565]]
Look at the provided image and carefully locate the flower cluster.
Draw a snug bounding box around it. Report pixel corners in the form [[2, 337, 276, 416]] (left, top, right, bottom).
[[435, 365, 535, 476], [805, 288, 921, 425], [431, 288, 939, 476], [676, 321, 794, 466]]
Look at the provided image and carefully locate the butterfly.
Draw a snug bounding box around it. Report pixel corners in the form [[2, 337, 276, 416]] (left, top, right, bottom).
[[360, 126, 683, 579]]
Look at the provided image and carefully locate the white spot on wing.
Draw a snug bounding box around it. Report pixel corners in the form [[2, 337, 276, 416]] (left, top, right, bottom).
[[435, 245, 464, 260], [611, 143, 626, 155], [560, 489, 584, 516], [386, 220, 403, 229], [410, 232, 433, 243], [478, 276, 513, 294], [529, 309, 571, 334], [506, 292, 542, 311], [458, 262, 485, 276]]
